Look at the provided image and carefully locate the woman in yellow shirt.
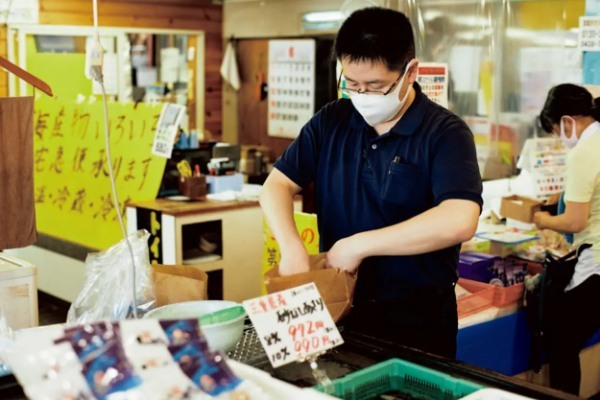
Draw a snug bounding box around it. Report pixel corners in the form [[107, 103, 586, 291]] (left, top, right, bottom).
[[535, 83, 600, 396]]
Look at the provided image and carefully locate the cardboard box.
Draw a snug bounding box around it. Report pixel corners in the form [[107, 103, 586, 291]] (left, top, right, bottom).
[[500, 195, 542, 223], [0, 254, 38, 329]]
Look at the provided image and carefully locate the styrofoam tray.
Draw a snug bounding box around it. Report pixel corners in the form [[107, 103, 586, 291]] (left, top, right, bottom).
[[229, 359, 338, 399], [460, 388, 534, 399]]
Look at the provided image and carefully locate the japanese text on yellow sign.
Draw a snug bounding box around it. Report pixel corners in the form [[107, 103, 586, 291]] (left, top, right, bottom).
[[262, 212, 319, 294], [33, 97, 167, 250]]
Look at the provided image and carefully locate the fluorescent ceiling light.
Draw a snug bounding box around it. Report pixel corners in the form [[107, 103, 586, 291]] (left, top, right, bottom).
[[453, 15, 490, 27], [423, 10, 443, 21], [303, 11, 346, 23]]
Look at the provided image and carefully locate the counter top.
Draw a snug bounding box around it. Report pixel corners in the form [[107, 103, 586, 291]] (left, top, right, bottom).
[[0, 328, 577, 400], [230, 327, 578, 400], [127, 198, 261, 217]]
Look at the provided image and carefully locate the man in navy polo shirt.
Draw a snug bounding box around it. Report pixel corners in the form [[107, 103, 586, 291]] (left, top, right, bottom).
[[259, 7, 482, 358]]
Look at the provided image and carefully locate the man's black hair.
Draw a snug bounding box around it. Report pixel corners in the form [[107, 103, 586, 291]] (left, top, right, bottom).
[[539, 84, 600, 133], [334, 7, 415, 72]]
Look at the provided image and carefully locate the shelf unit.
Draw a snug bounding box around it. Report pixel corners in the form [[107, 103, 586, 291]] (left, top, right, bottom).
[[126, 198, 302, 302]]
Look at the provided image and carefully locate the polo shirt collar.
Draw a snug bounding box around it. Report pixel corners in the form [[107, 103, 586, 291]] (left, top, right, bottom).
[[389, 82, 427, 136], [349, 82, 428, 136]]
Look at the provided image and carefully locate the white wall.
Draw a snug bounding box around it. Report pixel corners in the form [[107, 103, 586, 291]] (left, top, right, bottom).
[[224, 0, 397, 39]]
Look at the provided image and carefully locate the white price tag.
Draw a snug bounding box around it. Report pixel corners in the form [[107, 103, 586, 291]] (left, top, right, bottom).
[[242, 283, 343, 368], [151, 103, 186, 159], [579, 16, 600, 51]]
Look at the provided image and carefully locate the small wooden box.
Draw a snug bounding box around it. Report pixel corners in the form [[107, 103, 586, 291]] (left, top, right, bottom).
[[178, 176, 207, 200], [0, 254, 38, 329]]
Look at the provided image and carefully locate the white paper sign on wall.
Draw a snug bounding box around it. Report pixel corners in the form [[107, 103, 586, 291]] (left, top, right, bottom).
[[242, 283, 343, 368], [417, 63, 449, 108], [151, 103, 186, 158], [579, 16, 600, 51], [267, 39, 316, 139], [0, 0, 38, 24]]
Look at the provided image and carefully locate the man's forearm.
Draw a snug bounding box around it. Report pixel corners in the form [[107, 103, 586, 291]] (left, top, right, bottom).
[[350, 200, 480, 258], [538, 213, 580, 234], [259, 179, 304, 253]]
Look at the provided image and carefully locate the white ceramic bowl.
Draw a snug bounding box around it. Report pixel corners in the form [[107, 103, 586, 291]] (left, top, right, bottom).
[[144, 300, 245, 353]]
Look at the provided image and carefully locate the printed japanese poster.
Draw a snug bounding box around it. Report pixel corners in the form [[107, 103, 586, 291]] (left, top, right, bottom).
[[417, 63, 448, 108], [268, 39, 315, 139]]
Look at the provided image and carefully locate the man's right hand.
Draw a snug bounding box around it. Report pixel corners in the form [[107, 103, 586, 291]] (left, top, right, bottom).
[[278, 246, 310, 276]]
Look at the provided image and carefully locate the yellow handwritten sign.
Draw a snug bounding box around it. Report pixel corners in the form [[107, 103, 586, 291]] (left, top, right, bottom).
[[262, 212, 319, 294], [33, 97, 167, 250]]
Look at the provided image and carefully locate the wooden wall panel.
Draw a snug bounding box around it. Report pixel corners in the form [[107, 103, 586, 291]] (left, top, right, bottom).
[[0, 1, 222, 139], [237, 39, 293, 158]]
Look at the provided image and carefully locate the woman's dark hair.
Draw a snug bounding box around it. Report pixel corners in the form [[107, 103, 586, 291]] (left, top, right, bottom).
[[334, 7, 415, 72], [539, 84, 600, 133]]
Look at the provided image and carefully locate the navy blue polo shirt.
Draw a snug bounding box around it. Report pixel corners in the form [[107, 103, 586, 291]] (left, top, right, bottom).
[[274, 83, 483, 304]]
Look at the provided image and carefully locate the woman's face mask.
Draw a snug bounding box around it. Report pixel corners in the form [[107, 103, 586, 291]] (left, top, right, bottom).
[[349, 60, 415, 126], [559, 116, 578, 149]]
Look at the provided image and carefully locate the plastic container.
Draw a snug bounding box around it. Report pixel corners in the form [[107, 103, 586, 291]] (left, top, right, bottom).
[[491, 257, 542, 308], [458, 253, 499, 282], [230, 360, 337, 399], [144, 300, 246, 353], [457, 279, 496, 318], [492, 283, 525, 308], [315, 358, 484, 400], [206, 173, 244, 194]]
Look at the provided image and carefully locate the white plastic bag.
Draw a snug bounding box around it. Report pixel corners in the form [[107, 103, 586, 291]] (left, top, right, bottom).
[[67, 230, 155, 324]]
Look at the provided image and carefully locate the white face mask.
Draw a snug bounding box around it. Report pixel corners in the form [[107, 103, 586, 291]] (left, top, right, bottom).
[[560, 116, 578, 149], [349, 61, 414, 126]]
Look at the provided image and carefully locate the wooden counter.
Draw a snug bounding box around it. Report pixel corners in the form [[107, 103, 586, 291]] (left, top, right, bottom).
[[127, 198, 262, 217]]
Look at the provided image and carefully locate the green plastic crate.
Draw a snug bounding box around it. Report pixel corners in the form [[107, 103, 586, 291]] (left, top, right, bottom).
[[316, 358, 485, 400]]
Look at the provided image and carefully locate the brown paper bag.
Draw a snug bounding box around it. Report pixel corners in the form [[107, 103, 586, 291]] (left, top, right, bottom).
[[264, 253, 356, 322], [151, 264, 208, 307]]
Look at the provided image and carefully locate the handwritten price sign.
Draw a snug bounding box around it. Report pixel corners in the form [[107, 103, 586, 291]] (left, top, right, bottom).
[[242, 283, 343, 368]]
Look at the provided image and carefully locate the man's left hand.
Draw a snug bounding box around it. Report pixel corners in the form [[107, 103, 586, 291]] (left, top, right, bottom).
[[326, 235, 364, 274]]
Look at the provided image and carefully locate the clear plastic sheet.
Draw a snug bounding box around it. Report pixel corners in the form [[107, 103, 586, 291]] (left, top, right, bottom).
[[0, 310, 14, 377], [402, 0, 583, 179], [67, 229, 155, 325]]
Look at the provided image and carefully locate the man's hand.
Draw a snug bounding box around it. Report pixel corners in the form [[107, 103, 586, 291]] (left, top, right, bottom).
[[534, 211, 551, 229], [326, 235, 364, 274], [278, 245, 310, 276]]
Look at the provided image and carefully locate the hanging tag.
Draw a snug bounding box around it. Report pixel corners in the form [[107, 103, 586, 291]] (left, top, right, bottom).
[[242, 283, 343, 368]]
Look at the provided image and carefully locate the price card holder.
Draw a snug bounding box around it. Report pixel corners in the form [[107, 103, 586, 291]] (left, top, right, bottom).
[[242, 283, 343, 368]]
